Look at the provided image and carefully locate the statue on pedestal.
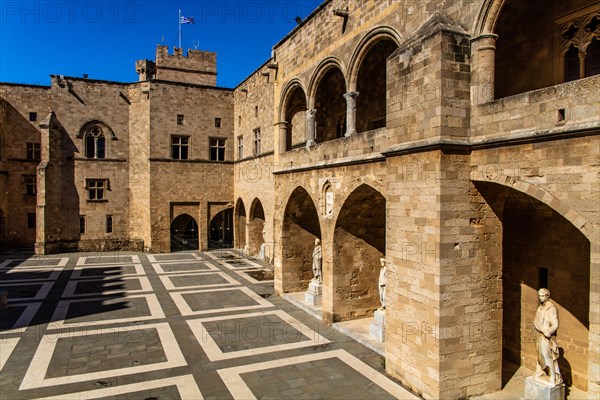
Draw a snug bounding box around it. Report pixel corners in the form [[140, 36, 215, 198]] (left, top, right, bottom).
[[312, 238, 322, 282], [378, 258, 387, 310], [533, 288, 562, 386]]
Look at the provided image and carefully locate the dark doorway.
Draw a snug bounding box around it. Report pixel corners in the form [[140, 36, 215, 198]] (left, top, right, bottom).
[[209, 208, 234, 249], [170, 214, 199, 251]]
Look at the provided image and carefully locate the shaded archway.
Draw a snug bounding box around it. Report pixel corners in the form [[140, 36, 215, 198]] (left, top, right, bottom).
[[247, 198, 265, 257], [313, 66, 347, 142], [281, 82, 308, 150], [170, 214, 199, 252], [281, 187, 321, 293], [493, 0, 597, 98], [355, 39, 398, 132], [332, 184, 385, 322], [235, 198, 246, 250], [208, 208, 233, 249], [473, 181, 590, 391]]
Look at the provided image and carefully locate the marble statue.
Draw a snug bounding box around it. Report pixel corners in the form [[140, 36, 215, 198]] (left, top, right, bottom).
[[378, 258, 387, 310], [534, 288, 562, 386], [312, 238, 322, 282]]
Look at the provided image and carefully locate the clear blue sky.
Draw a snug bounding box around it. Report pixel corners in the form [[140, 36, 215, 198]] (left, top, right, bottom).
[[0, 0, 323, 88]]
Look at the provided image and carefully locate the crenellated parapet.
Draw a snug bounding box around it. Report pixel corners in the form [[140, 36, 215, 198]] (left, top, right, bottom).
[[152, 45, 217, 86]]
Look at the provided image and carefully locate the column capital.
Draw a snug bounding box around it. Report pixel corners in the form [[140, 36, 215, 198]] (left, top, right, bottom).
[[470, 33, 498, 42], [470, 34, 498, 51], [274, 121, 289, 127], [343, 91, 359, 100]]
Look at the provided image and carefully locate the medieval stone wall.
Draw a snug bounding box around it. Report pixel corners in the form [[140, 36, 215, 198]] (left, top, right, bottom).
[[145, 81, 234, 252], [48, 77, 132, 251], [0, 84, 50, 248], [232, 61, 277, 260]]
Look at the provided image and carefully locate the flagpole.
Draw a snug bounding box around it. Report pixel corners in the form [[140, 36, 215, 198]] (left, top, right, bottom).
[[178, 9, 182, 49]]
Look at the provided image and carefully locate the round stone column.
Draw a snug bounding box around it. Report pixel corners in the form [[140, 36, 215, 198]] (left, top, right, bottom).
[[470, 34, 498, 105], [343, 91, 359, 137], [306, 109, 317, 147]]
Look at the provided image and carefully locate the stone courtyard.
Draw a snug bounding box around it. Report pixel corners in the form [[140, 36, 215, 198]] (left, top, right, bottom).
[[0, 250, 416, 399], [1, 1, 599, 398]]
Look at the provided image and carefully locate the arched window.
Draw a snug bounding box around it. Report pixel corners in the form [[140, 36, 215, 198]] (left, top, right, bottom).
[[585, 37, 600, 77], [564, 44, 581, 82], [559, 10, 600, 83], [85, 126, 105, 159]]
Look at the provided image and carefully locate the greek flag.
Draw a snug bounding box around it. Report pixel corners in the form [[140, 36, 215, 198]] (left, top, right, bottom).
[[181, 16, 195, 24]]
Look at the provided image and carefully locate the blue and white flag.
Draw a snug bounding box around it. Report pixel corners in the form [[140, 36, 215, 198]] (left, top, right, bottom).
[[181, 16, 195, 24]]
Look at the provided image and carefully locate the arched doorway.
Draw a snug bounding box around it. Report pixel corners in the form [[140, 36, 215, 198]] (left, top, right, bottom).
[[281, 187, 321, 293], [332, 184, 385, 322], [474, 181, 590, 391], [313, 67, 347, 142], [170, 214, 199, 252], [355, 39, 398, 132], [208, 208, 233, 249], [235, 199, 246, 250], [248, 198, 265, 257]]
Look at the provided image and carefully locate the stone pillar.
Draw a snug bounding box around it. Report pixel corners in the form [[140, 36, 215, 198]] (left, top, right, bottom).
[[344, 91, 359, 137], [470, 34, 498, 105], [306, 109, 317, 147], [275, 121, 289, 154]]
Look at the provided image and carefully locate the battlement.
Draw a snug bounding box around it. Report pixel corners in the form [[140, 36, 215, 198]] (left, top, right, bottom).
[[152, 45, 217, 86], [135, 60, 157, 82]]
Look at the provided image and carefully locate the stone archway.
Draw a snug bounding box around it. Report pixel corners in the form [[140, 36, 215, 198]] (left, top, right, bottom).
[[312, 65, 347, 143], [247, 198, 265, 257], [170, 214, 199, 252], [332, 184, 385, 322], [208, 208, 233, 249], [353, 37, 399, 133], [235, 198, 246, 250], [280, 81, 308, 150], [473, 180, 590, 391], [483, 0, 597, 98], [281, 187, 321, 293]]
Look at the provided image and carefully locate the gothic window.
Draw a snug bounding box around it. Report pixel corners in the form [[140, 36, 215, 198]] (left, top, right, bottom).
[[585, 37, 600, 76], [564, 45, 581, 82], [172, 135, 189, 160], [210, 138, 226, 161], [559, 10, 600, 82], [85, 126, 106, 159], [86, 179, 108, 201]]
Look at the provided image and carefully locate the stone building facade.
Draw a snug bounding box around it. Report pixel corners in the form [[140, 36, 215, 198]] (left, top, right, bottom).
[[1, 1, 599, 398]]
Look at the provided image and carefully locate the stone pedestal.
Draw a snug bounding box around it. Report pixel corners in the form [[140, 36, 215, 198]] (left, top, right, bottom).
[[0, 290, 8, 311], [369, 309, 385, 342], [523, 376, 565, 400], [305, 280, 322, 306], [259, 243, 266, 261]]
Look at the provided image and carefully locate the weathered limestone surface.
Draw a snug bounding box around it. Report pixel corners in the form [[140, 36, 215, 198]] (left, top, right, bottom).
[[1, 1, 599, 398]]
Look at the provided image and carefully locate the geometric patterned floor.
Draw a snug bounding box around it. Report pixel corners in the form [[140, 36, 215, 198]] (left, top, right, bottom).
[[0, 250, 416, 399]]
